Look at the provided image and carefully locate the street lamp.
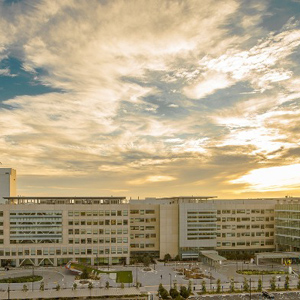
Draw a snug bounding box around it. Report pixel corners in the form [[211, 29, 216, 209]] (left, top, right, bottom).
[[249, 278, 252, 300], [7, 283, 10, 300], [169, 273, 172, 289]]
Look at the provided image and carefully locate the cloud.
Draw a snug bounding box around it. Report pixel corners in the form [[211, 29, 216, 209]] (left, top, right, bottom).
[[0, 0, 300, 198], [127, 175, 176, 185], [231, 164, 300, 192]]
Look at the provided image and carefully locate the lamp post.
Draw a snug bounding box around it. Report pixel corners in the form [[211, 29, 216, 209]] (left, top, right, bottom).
[[32, 265, 34, 291], [7, 283, 10, 300], [249, 278, 252, 300], [169, 273, 172, 289]]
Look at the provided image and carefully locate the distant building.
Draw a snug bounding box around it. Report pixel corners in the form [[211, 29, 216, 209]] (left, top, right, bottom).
[[0, 168, 16, 204]]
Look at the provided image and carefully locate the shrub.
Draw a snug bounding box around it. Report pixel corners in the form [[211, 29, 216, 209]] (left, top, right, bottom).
[[229, 278, 235, 293], [243, 277, 249, 292], [216, 279, 221, 293], [169, 287, 179, 299], [201, 280, 206, 294], [22, 284, 28, 292], [270, 276, 276, 291], [180, 286, 189, 299], [257, 278, 262, 292]]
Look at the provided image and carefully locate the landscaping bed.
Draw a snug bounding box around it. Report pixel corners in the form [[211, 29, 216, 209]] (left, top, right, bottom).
[[0, 275, 43, 283], [237, 269, 288, 275]]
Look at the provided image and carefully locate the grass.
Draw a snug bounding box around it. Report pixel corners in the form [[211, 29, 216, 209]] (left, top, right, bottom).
[[69, 263, 133, 283]]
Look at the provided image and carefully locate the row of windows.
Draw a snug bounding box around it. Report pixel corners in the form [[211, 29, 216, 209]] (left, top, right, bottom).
[[218, 217, 274, 222], [0, 247, 129, 256], [217, 209, 274, 214], [68, 237, 128, 244], [68, 228, 128, 235], [217, 240, 274, 247], [68, 210, 128, 217], [10, 211, 62, 216], [130, 218, 156, 223], [130, 243, 155, 248], [218, 232, 274, 238], [69, 219, 128, 226], [220, 224, 274, 229], [130, 226, 155, 231], [130, 210, 155, 215], [130, 233, 156, 239]]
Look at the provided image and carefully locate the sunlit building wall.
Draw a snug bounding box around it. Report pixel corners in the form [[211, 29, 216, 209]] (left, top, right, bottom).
[[275, 199, 300, 252]]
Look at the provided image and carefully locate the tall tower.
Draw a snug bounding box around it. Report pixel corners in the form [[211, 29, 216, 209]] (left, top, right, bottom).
[[0, 168, 17, 203]]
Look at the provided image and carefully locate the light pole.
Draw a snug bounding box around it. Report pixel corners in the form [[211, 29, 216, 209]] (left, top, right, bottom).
[[32, 265, 34, 291], [249, 278, 252, 300], [169, 273, 172, 289], [7, 283, 10, 300]]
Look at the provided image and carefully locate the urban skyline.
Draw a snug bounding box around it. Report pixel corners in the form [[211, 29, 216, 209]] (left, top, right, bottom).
[[0, 0, 300, 199]]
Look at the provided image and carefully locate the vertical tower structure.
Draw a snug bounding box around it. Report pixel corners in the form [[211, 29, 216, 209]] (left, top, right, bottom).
[[0, 168, 16, 204]]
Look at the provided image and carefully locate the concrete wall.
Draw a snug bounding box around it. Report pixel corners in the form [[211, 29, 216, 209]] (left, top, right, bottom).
[[159, 203, 178, 259]]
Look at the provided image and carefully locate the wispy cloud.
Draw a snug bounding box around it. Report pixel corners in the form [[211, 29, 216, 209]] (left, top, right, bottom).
[[0, 0, 300, 198]]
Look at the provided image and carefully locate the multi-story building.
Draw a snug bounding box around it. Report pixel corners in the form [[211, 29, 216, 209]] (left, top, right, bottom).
[[0, 168, 299, 267], [1, 196, 130, 267], [215, 199, 276, 257]]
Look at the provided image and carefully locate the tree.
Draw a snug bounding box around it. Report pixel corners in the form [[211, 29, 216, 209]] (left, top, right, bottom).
[[270, 276, 276, 291], [180, 286, 189, 299], [257, 278, 262, 292], [169, 287, 180, 299], [40, 281, 44, 291], [174, 255, 180, 261], [158, 283, 169, 299], [80, 267, 89, 279], [105, 281, 110, 289], [121, 282, 125, 289], [143, 255, 151, 268], [55, 284, 61, 291], [88, 282, 93, 290], [73, 282, 77, 290], [201, 280, 206, 294], [188, 280, 192, 295], [297, 277, 300, 289], [164, 253, 172, 262], [22, 284, 28, 292], [229, 278, 235, 293], [216, 279, 221, 293], [284, 275, 290, 290], [243, 277, 249, 292]]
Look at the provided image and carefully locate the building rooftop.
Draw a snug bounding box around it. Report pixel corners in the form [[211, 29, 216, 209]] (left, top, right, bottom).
[[4, 196, 127, 205]]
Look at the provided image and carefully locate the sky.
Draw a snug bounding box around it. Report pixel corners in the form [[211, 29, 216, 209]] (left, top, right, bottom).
[[0, 0, 300, 199]]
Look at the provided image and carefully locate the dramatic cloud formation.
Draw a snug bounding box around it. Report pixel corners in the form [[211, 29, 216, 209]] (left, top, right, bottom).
[[0, 0, 300, 198]]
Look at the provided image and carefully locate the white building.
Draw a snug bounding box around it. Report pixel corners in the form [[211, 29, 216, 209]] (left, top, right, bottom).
[[0, 168, 16, 204]]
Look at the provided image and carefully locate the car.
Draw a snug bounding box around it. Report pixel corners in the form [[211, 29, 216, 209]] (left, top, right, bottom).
[[262, 290, 275, 299]]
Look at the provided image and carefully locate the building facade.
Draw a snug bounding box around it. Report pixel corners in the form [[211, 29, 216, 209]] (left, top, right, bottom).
[[275, 199, 300, 252], [0, 168, 299, 267]]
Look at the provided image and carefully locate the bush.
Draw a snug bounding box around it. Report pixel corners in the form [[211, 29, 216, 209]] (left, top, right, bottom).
[[169, 287, 179, 299], [180, 286, 189, 299]]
